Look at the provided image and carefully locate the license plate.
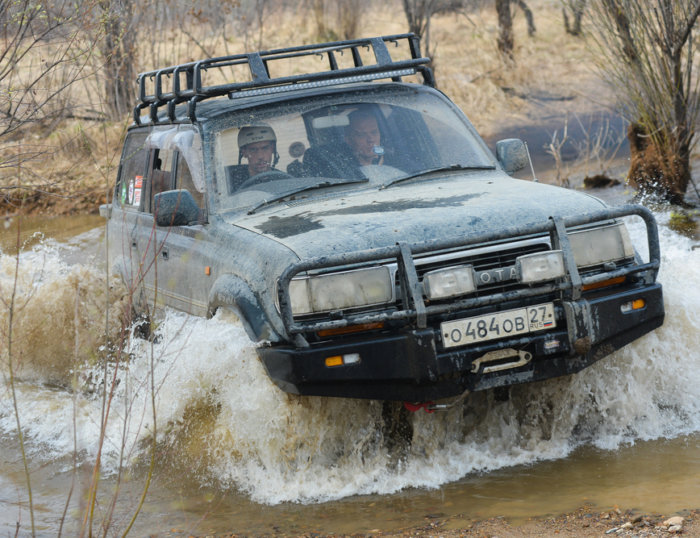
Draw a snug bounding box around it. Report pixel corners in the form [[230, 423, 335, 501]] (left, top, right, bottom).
[[441, 303, 556, 348]]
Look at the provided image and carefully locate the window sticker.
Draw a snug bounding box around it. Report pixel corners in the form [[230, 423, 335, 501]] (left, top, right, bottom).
[[132, 176, 143, 206]]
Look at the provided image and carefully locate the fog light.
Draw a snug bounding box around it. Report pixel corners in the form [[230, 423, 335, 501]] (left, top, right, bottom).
[[343, 353, 361, 364], [422, 265, 475, 300], [325, 353, 361, 367], [325, 356, 343, 367], [621, 298, 646, 313], [517, 250, 565, 284]]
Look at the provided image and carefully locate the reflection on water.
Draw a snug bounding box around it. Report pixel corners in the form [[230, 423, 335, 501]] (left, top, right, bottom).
[[0, 210, 699, 535], [2, 434, 699, 535], [133, 434, 700, 535]]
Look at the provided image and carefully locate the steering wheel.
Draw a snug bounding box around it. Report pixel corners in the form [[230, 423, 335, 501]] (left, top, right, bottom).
[[358, 164, 404, 184], [239, 169, 293, 190]]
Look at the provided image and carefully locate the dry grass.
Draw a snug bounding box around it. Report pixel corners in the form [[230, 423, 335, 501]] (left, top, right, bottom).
[[0, 0, 613, 216]]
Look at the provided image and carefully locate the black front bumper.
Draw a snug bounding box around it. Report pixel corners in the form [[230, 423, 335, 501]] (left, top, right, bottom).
[[259, 284, 664, 402]]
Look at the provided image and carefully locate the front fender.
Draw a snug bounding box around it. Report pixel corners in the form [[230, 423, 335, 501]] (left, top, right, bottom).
[[207, 274, 282, 343]]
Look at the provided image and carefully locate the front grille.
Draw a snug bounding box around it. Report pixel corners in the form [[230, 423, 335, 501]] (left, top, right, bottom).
[[277, 205, 661, 337], [404, 241, 551, 299]]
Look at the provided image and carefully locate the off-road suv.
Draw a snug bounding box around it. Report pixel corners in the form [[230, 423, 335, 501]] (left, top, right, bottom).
[[101, 34, 664, 405]]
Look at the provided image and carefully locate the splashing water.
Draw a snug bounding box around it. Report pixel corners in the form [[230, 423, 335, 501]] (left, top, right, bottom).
[[0, 211, 698, 506]]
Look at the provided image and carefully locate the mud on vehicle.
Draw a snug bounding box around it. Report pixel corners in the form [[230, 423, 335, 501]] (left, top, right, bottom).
[[101, 34, 664, 408]]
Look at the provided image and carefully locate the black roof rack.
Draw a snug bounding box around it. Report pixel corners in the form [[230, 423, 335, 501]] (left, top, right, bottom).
[[133, 33, 434, 125]]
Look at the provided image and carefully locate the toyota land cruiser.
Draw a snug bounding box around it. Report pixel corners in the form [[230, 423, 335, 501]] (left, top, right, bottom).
[[100, 34, 664, 405]]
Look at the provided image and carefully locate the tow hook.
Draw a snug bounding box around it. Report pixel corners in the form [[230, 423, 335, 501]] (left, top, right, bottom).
[[403, 401, 435, 413], [404, 388, 471, 413]]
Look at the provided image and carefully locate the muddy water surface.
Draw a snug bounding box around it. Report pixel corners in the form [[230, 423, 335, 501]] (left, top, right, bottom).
[[0, 204, 698, 536]]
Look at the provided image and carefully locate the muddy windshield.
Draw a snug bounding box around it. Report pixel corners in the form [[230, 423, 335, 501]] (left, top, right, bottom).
[[213, 89, 494, 212]]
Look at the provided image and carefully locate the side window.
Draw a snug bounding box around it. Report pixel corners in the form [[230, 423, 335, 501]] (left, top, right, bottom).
[[149, 149, 174, 214], [175, 152, 205, 209], [116, 132, 148, 209]]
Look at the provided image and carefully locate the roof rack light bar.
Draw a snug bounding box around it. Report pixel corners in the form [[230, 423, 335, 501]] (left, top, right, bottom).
[[227, 68, 418, 100], [133, 34, 433, 125]]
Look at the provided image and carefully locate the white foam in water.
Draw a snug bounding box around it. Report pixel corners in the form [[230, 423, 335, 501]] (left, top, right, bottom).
[[0, 211, 698, 505]]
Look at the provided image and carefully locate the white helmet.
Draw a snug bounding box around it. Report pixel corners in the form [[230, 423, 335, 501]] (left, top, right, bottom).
[[238, 125, 277, 148]]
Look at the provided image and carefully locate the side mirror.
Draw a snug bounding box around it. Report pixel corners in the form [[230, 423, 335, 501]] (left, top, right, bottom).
[[153, 189, 201, 226], [99, 203, 112, 219], [496, 138, 529, 175]]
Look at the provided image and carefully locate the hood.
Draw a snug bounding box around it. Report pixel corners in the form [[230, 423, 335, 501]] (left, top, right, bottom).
[[228, 173, 607, 259]]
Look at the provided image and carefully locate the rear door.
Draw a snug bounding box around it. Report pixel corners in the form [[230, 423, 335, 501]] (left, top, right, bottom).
[[108, 129, 150, 309]]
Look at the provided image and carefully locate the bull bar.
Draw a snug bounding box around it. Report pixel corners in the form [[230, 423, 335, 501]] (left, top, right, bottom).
[[276, 205, 661, 341]]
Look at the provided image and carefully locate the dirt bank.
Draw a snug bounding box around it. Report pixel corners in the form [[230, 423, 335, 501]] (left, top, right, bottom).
[[0, 184, 107, 217], [377, 506, 700, 537]]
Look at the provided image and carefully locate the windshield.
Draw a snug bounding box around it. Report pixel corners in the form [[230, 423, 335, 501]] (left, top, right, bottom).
[[213, 88, 494, 212]]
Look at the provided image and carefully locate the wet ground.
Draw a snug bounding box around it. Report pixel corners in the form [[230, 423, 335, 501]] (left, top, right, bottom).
[[1, 184, 699, 536]]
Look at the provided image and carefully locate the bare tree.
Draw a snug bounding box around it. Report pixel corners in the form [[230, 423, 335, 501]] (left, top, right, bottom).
[[496, 0, 514, 59], [562, 0, 586, 36], [173, 1, 243, 59], [253, 0, 270, 49], [99, 0, 137, 120], [0, 1, 99, 139], [307, 0, 330, 40], [513, 0, 536, 37], [494, 0, 536, 60], [0, 0, 103, 212], [401, 0, 463, 60], [304, 0, 371, 41], [337, 0, 363, 39], [590, 0, 700, 203]]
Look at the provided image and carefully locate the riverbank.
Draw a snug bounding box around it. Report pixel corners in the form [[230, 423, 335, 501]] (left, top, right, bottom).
[[190, 506, 700, 536], [378, 507, 700, 537]]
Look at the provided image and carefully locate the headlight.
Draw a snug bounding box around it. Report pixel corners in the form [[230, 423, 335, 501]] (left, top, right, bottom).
[[516, 250, 565, 283], [422, 265, 476, 300], [287, 266, 393, 315], [567, 223, 635, 268]]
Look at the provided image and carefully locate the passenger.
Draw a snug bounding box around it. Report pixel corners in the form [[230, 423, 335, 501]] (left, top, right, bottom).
[[227, 125, 279, 192], [344, 109, 385, 166]]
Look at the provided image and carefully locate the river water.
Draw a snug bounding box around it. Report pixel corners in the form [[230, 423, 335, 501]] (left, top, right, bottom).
[[0, 202, 699, 536]]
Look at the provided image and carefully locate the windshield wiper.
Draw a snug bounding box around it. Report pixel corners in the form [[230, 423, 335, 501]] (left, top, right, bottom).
[[379, 164, 496, 189], [247, 177, 368, 215]]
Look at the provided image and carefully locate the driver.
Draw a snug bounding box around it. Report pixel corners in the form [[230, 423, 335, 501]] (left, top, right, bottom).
[[227, 125, 279, 192]]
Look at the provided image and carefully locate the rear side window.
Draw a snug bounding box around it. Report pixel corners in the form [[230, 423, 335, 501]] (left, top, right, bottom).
[[116, 131, 149, 209]]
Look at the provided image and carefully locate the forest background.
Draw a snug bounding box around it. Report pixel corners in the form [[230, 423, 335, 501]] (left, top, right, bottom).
[[3, 0, 700, 219]]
